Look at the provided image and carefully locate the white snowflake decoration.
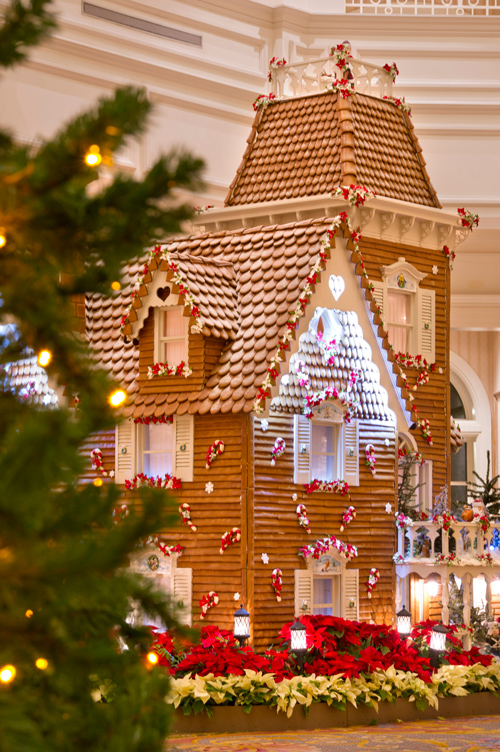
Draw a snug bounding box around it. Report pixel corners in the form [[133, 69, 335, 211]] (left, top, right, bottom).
[[233, 592, 240, 601], [292, 493, 298, 502], [109, 470, 115, 478], [385, 503, 393, 514], [384, 438, 390, 447], [261, 552, 269, 565], [260, 419, 269, 432], [432, 265, 439, 275], [205, 482, 214, 494]]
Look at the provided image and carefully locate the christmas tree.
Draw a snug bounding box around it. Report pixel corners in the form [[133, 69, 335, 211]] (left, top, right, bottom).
[[0, 2, 204, 750]]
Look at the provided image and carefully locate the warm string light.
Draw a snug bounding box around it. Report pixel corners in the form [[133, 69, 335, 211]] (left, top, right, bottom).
[[38, 350, 52, 367], [93, 478, 103, 487], [25, 609, 33, 618], [0, 665, 16, 683], [0, 228, 6, 247], [147, 652, 158, 665], [111, 281, 121, 291], [109, 389, 127, 407], [85, 145, 102, 167], [35, 658, 48, 670]]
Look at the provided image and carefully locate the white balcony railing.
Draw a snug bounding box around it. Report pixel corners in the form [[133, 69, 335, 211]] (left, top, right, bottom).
[[271, 57, 393, 100], [396, 519, 500, 567], [346, 0, 500, 15]]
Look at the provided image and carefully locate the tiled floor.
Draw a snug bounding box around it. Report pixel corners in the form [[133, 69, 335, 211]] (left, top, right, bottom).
[[167, 715, 500, 751]]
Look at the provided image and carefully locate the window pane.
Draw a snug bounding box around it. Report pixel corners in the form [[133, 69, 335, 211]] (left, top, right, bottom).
[[451, 443, 467, 482], [143, 452, 172, 476], [144, 424, 172, 452], [312, 425, 334, 453], [311, 453, 333, 480], [388, 291, 409, 324], [451, 485, 467, 508], [164, 339, 186, 364], [163, 308, 185, 337], [388, 324, 408, 353], [314, 577, 332, 603], [450, 383, 466, 420]]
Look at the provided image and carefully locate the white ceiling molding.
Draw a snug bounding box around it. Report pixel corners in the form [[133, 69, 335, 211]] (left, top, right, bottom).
[[451, 295, 500, 331], [82, 3, 203, 46]]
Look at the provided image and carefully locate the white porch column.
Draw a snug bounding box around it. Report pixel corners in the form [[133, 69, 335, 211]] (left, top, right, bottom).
[[441, 570, 449, 625]]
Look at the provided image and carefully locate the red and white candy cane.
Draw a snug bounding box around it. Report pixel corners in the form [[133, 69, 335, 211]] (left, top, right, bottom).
[[179, 502, 197, 532], [340, 505, 356, 532], [271, 569, 283, 602], [220, 527, 241, 554], [91, 448, 108, 476], [366, 568, 380, 598], [296, 504, 311, 534], [199, 591, 219, 619], [205, 439, 225, 469]]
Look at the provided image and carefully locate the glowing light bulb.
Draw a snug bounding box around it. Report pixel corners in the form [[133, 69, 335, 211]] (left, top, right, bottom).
[[109, 389, 126, 407], [93, 478, 103, 487], [35, 658, 48, 670], [0, 665, 16, 683], [111, 281, 121, 291], [0, 229, 6, 247], [426, 578, 439, 598], [147, 652, 158, 665], [85, 145, 102, 167], [25, 609, 33, 618], [38, 350, 52, 367]]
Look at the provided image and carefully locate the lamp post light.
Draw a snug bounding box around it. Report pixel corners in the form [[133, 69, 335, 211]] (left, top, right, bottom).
[[233, 604, 250, 647], [429, 622, 449, 668], [396, 604, 412, 639], [290, 617, 308, 672]]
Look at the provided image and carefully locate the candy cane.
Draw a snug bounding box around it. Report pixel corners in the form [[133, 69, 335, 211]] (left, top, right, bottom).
[[366, 568, 380, 598], [365, 444, 376, 475], [199, 591, 219, 619], [179, 502, 197, 532], [296, 504, 311, 534], [91, 448, 108, 476], [220, 527, 241, 554], [271, 569, 283, 602], [271, 437, 286, 466], [340, 505, 356, 532], [205, 439, 224, 469]]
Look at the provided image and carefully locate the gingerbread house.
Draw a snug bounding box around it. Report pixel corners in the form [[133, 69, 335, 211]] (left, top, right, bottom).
[[84, 49, 471, 648]]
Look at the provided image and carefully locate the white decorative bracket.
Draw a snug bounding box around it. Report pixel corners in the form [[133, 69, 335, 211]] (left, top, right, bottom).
[[399, 216, 415, 238], [437, 224, 453, 247], [419, 220, 435, 244], [380, 212, 396, 235]]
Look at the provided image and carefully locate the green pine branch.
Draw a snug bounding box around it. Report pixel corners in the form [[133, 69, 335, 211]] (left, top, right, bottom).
[[0, 0, 56, 68]]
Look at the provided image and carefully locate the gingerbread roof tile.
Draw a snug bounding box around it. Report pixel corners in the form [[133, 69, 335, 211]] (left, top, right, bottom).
[[225, 92, 440, 209], [85, 217, 409, 421]]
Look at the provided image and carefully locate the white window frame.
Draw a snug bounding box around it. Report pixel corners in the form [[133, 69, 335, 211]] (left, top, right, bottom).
[[373, 258, 435, 362], [294, 409, 359, 486], [295, 553, 359, 620], [154, 305, 189, 365], [128, 548, 193, 626], [398, 433, 433, 512], [115, 414, 194, 484]]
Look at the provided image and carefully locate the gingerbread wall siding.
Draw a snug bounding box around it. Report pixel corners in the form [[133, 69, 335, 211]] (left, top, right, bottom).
[[250, 414, 397, 647], [78, 429, 116, 484]]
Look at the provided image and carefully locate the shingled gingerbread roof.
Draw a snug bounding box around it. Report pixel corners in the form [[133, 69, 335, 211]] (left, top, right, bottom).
[[225, 91, 440, 210], [86, 217, 410, 422]]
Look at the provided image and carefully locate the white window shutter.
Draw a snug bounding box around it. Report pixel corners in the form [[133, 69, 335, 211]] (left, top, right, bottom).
[[343, 568, 359, 620], [173, 566, 193, 627], [371, 281, 386, 323], [174, 414, 194, 482], [294, 414, 311, 484], [417, 288, 435, 363], [115, 420, 135, 484], [295, 568, 312, 616], [343, 421, 359, 486]]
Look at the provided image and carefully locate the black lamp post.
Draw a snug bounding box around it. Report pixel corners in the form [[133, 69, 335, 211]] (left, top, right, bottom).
[[396, 604, 412, 639], [290, 617, 308, 672], [233, 604, 250, 647], [429, 622, 449, 668]]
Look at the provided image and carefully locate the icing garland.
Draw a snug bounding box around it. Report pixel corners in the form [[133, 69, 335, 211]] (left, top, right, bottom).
[[304, 478, 350, 496], [477, 553, 494, 566], [340, 505, 356, 532], [253, 93, 277, 112], [271, 569, 283, 602], [303, 376, 360, 423], [326, 78, 354, 99], [392, 553, 405, 564], [205, 439, 225, 470], [179, 502, 197, 532], [398, 446, 424, 465], [315, 331, 339, 365], [124, 472, 181, 491], [199, 591, 219, 620], [120, 244, 205, 335], [458, 208, 479, 232], [435, 553, 461, 567], [193, 205, 214, 215], [147, 361, 192, 379], [268, 56, 287, 82], [365, 444, 376, 475], [271, 437, 286, 466], [382, 95, 411, 116], [157, 542, 184, 558], [296, 504, 311, 534], [133, 415, 173, 425], [329, 42, 353, 75], [91, 448, 110, 477], [383, 62, 399, 82], [394, 353, 436, 394], [299, 535, 358, 562], [332, 185, 376, 208], [220, 527, 241, 554], [366, 568, 380, 598]]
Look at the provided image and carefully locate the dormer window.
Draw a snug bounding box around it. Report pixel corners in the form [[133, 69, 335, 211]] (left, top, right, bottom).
[[372, 258, 435, 361], [154, 306, 188, 365], [140, 422, 173, 476]]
